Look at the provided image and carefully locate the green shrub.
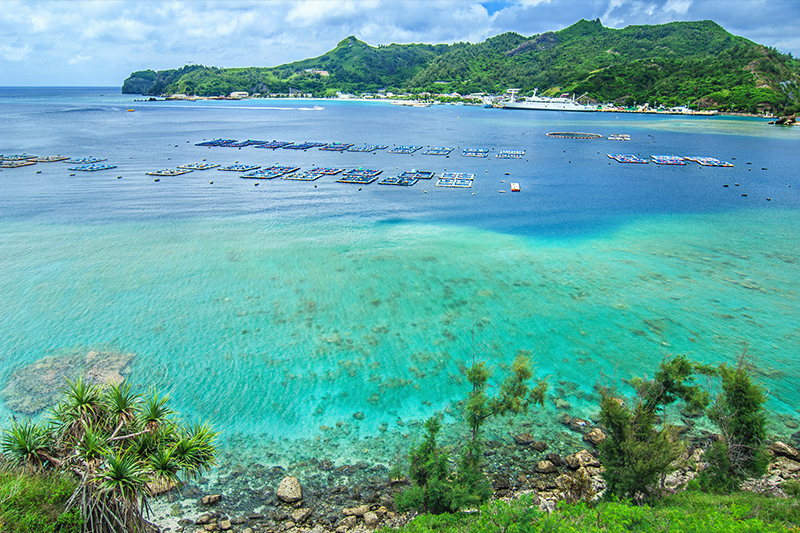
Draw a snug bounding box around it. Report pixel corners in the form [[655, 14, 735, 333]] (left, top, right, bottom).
[[0, 470, 81, 533]]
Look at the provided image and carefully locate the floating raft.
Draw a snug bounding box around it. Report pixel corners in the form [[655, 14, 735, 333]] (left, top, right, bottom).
[[66, 157, 107, 164], [0, 160, 36, 168], [684, 156, 734, 167], [146, 169, 192, 176], [388, 145, 422, 154], [68, 164, 117, 171], [336, 168, 382, 184], [651, 155, 685, 165], [399, 169, 436, 179], [283, 142, 326, 150], [218, 164, 260, 172], [196, 139, 236, 147], [348, 144, 387, 152], [422, 146, 453, 156], [547, 132, 602, 139], [33, 156, 68, 162], [241, 165, 300, 179], [437, 171, 475, 188], [320, 142, 354, 152], [1, 154, 36, 161], [608, 134, 631, 141], [497, 150, 525, 159], [607, 154, 649, 164], [379, 176, 418, 186], [178, 163, 220, 170], [282, 171, 323, 181], [462, 148, 489, 157], [255, 141, 293, 150], [309, 167, 344, 175]]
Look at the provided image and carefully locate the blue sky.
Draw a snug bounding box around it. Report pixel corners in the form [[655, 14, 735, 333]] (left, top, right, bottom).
[[2, 0, 799, 86]]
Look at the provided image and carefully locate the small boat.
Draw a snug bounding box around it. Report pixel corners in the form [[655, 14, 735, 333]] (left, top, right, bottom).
[[127, 109, 135, 112], [511, 183, 521, 192]]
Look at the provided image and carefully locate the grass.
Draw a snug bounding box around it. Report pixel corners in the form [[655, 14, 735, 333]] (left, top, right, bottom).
[[382, 490, 800, 532], [0, 470, 82, 533]]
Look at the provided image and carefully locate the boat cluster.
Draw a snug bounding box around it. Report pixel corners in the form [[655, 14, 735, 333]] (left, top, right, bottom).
[[608, 154, 734, 167]]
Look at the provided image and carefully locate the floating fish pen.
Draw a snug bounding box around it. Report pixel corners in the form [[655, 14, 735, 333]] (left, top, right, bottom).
[[497, 150, 525, 159], [347, 144, 388, 152], [607, 154, 649, 164], [0, 160, 36, 168], [608, 134, 631, 141], [218, 164, 260, 172], [337, 168, 382, 184], [684, 156, 734, 167], [33, 156, 68, 162], [283, 142, 326, 150], [241, 165, 300, 179], [146, 169, 192, 177], [282, 171, 324, 181], [436, 177, 473, 188], [441, 172, 476, 180], [66, 157, 107, 164], [178, 163, 220, 170], [68, 164, 117, 172], [256, 141, 293, 150], [462, 148, 489, 157], [422, 147, 453, 156], [388, 145, 422, 154], [399, 169, 436, 179], [309, 167, 344, 175], [2, 154, 37, 161], [229, 139, 271, 148], [547, 132, 602, 139], [320, 142, 354, 152], [195, 139, 237, 147], [651, 155, 686, 165], [379, 176, 418, 186]]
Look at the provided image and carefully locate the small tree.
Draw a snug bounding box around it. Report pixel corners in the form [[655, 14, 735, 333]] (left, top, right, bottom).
[[397, 354, 547, 514], [1, 377, 218, 533], [599, 355, 709, 501]]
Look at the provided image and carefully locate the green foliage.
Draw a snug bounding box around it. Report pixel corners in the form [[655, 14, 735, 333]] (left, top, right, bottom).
[[121, 20, 800, 113], [0, 470, 82, 533], [694, 439, 740, 494], [1, 377, 218, 533], [781, 479, 800, 498]]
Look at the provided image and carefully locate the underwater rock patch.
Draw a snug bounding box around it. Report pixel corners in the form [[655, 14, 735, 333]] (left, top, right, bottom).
[[1, 349, 135, 415]]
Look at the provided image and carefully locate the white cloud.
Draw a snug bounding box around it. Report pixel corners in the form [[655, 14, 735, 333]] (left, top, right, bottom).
[[68, 54, 92, 65], [0, 43, 31, 62]]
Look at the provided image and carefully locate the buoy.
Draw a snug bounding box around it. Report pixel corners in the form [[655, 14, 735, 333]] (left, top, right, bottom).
[[255, 183, 259, 186], [117, 176, 122, 179], [154, 178, 160, 182], [210, 181, 213, 184], [723, 184, 729, 187]]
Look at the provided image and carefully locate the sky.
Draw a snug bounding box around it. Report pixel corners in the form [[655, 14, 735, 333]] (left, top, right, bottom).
[[2, 0, 799, 87]]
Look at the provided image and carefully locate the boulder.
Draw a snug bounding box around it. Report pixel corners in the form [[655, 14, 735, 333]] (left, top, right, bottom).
[[565, 449, 600, 470], [291, 508, 312, 523], [218, 519, 232, 531], [513, 433, 537, 445], [276, 476, 303, 503], [546, 453, 563, 466], [336, 515, 358, 530], [200, 494, 222, 506], [769, 441, 800, 461], [569, 418, 591, 433], [584, 428, 606, 446], [195, 513, 214, 525], [536, 460, 558, 474], [342, 504, 370, 516], [771, 456, 800, 476]]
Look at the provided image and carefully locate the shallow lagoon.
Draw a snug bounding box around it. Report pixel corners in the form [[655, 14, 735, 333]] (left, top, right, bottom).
[[1, 88, 799, 473]]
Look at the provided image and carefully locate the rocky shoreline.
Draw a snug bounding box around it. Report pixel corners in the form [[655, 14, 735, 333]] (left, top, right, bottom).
[[152, 412, 800, 533]]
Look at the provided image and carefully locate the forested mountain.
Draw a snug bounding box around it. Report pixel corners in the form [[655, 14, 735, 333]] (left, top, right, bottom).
[[122, 19, 800, 114]]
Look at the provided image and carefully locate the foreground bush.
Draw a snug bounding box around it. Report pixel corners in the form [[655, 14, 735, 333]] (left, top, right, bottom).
[[0, 469, 81, 533]]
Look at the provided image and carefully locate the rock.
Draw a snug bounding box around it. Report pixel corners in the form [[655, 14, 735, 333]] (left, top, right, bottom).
[[569, 418, 591, 433], [1, 350, 135, 415], [336, 515, 358, 529], [557, 412, 572, 425], [218, 519, 232, 531], [195, 513, 215, 525], [513, 433, 537, 445], [291, 508, 312, 523], [353, 412, 366, 420], [342, 504, 370, 516], [584, 428, 606, 446], [364, 511, 379, 528], [546, 453, 563, 466], [555, 398, 571, 410], [201, 494, 222, 506], [769, 441, 800, 461], [532, 440, 548, 452], [565, 450, 600, 470], [276, 476, 303, 503], [242, 529, 254, 533], [772, 456, 800, 475], [536, 460, 558, 474], [203, 524, 218, 532]]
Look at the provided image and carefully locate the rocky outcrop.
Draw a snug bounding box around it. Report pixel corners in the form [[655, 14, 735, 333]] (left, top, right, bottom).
[[1, 349, 135, 415]]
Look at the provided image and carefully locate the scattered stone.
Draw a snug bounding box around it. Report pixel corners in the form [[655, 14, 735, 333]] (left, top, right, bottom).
[[568, 418, 591, 433], [276, 476, 303, 503], [565, 449, 600, 469], [195, 513, 214, 525], [557, 412, 572, 425], [555, 398, 571, 410], [291, 508, 312, 523], [532, 440, 548, 452], [336, 515, 358, 529], [342, 504, 370, 517], [353, 412, 366, 420], [364, 511, 379, 528], [201, 494, 222, 506], [772, 456, 800, 475], [546, 453, 563, 466], [536, 460, 558, 474], [218, 519, 232, 531], [584, 428, 606, 446], [203, 523, 218, 532], [513, 433, 537, 445]]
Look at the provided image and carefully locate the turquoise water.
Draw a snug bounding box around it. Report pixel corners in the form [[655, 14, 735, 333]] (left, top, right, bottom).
[[1, 88, 799, 468]]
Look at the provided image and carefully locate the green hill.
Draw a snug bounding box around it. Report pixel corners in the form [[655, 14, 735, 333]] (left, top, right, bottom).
[[122, 19, 800, 114]]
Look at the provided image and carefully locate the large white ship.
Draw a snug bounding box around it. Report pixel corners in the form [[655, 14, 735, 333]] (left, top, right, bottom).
[[501, 88, 598, 112]]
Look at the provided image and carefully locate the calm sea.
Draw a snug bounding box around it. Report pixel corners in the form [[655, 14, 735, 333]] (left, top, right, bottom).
[[1, 87, 799, 473]]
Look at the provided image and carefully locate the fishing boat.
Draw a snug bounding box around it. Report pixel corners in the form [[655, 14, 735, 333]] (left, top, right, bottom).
[[146, 169, 192, 176], [511, 183, 521, 192], [502, 88, 598, 112]]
